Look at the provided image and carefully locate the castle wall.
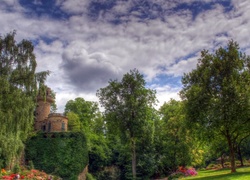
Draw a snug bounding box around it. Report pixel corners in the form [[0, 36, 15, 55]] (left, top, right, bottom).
[[47, 113, 68, 132]]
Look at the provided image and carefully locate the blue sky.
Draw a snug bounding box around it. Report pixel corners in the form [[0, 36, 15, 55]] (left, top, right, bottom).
[[1, 0, 250, 112]]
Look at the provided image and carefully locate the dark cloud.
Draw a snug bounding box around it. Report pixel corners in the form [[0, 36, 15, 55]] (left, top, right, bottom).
[[60, 45, 119, 93]]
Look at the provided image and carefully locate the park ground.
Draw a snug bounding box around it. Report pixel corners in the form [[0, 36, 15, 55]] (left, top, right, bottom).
[[184, 166, 250, 180]]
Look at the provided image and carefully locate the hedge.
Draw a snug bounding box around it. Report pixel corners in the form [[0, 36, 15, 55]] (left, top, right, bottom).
[[25, 132, 88, 179]]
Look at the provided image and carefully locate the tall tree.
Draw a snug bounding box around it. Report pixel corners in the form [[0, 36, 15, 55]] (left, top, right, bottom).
[[180, 40, 250, 172], [67, 112, 81, 132], [156, 99, 193, 175], [97, 69, 157, 179], [64, 97, 99, 133], [64, 97, 110, 177], [0, 31, 49, 168]]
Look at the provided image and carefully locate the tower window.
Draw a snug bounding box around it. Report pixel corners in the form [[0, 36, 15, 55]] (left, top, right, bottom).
[[48, 122, 51, 132], [61, 122, 65, 131], [42, 125, 46, 132]]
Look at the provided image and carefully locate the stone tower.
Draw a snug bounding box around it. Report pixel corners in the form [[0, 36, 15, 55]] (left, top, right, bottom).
[[35, 87, 68, 132], [34, 87, 54, 131]]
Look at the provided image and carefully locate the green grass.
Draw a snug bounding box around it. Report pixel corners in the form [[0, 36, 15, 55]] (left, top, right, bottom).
[[183, 166, 250, 180]]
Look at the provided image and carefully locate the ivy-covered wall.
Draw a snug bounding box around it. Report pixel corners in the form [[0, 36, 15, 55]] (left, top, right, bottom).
[[25, 132, 88, 180]]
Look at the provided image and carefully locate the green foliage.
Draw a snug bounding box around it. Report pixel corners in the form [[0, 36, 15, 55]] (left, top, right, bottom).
[[64, 97, 110, 179], [97, 69, 157, 179], [92, 166, 121, 180], [155, 99, 194, 175], [67, 112, 81, 132], [64, 98, 104, 149], [25, 132, 88, 179], [184, 166, 250, 179], [168, 172, 185, 180], [86, 172, 96, 180], [181, 40, 250, 172], [206, 163, 222, 170], [64, 97, 99, 133], [27, 160, 34, 170], [0, 31, 49, 168], [50, 90, 57, 113], [13, 164, 21, 174]]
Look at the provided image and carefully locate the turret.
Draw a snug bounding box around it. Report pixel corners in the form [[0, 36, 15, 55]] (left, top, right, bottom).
[[34, 87, 54, 131]]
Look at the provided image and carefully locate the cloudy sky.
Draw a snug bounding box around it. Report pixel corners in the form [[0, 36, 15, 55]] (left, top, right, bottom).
[[1, 0, 250, 112]]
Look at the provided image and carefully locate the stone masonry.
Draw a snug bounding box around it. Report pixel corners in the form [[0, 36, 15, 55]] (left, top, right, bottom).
[[34, 87, 68, 132]]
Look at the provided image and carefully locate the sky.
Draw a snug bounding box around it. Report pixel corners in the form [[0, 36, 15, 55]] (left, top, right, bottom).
[[1, 0, 250, 112]]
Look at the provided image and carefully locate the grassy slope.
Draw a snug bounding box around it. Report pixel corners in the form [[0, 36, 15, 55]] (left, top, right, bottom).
[[184, 166, 250, 180]]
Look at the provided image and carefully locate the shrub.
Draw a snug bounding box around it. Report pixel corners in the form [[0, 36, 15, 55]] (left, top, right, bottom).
[[168, 172, 185, 180], [206, 163, 222, 170], [93, 166, 121, 180], [185, 168, 197, 176], [168, 167, 198, 180], [25, 132, 88, 179], [13, 164, 20, 174], [86, 172, 96, 180], [224, 162, 231, 167], [27, 160, 34, 170]]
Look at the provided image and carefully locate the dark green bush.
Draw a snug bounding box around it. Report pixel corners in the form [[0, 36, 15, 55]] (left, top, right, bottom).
[[25, 132, 88, 179], [93, 166, 121, 180], [168, 172, 185, 180], [13, 164, 21, 173], [27, 160, 34, 170]]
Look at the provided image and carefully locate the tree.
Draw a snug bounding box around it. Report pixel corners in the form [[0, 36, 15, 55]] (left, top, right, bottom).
[[0, 31, 49, 168], [64, 97, 99, 134], [64, 97, 110, 176], [50, 90, 57, 113], [67, 112, 81, 132], [97, 69, 157, 179], [156, 99, 193, 175], [180, 40, 250, 173]]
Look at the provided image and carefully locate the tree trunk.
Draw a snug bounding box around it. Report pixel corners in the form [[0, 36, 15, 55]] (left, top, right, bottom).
[[227, 135, 236, 173], [220, 154, 224, 168], [131, 139, 136, 179], [237, 145, 244, 167]]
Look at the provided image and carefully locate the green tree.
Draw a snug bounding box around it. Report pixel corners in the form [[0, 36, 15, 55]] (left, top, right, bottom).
[[64, 97, 99, 133], [67, 112, 81, 132], [156, 99, 193, 175], [64, 97, 110, 177], [97, 69, 157, 179], [0, 31, 49, 168], [50, 90, 57, 113], [180, 40, 250, 173]]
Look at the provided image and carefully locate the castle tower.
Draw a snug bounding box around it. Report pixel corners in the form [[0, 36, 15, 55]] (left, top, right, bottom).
[[34, 87, 54, 131]]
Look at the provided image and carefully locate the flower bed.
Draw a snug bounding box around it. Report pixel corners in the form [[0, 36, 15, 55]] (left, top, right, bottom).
[[168, 167, 198, 180], [1, 168, 55, 180]]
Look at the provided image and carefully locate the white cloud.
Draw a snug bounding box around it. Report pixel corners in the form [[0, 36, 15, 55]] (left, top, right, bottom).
[[57, 0, 90, 14], [149, 84, 181, 110], [1, 0, 250, 112]]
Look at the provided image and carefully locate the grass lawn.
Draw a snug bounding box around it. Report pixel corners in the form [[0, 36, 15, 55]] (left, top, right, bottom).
[[183, 166, 250, 180]]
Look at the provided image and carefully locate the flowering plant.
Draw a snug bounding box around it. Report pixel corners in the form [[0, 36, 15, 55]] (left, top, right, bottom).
[[168, 166, 198, 180], [0, 169, 51, 180], [1, 168, 7, 174]]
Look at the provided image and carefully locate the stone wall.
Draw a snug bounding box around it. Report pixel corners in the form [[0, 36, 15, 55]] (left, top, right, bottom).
[[78, 165, 88, 180], [47, 113, 68, 132]]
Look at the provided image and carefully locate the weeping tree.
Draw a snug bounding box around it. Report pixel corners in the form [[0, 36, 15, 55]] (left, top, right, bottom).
[[180, 40, 250, 173], [97, 69, 157, 179], [0, 31, 49, 168]]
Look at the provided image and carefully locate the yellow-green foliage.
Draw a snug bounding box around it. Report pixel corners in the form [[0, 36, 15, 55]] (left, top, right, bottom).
[[25, 132, 88, 180]]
